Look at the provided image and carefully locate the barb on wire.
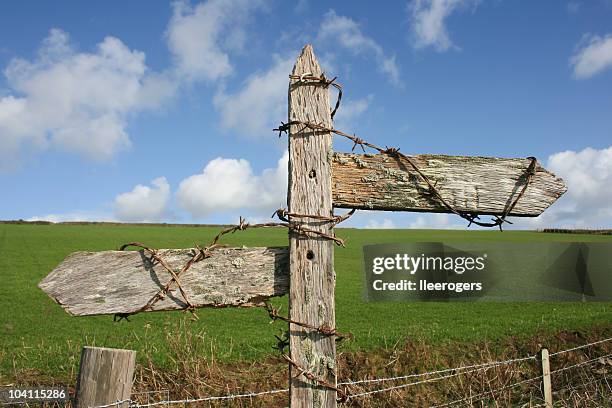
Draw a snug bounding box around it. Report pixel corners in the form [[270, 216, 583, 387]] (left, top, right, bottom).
[[264, 302, 350, 340], [283, 354, 349, 403], [274, 120, 538, 231], [550, 337, 612, 357], [126, 389, 289, 408], [429, 352, 612, 407], [550, 353, 612, 375], [117, 242, 204, 320], [272, 208, 355, 226], [117, 210, 353, 320], [88, 341, 610, 407], [288, 73, 343, 120], [345, 354, 537, 401], [212, 216, 347, 247], [428, 374, 542, 408], [272, 329, 290, 354], [339, 354, 536, 386]]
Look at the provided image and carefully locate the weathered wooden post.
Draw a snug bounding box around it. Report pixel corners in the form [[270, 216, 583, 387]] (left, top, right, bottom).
[[75, 346, 136, 408], [539, 348, 553, 408], [287, 45, 337, 407]]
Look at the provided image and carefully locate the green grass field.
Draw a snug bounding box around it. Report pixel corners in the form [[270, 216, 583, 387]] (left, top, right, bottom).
[[1, 223, 610, 382]]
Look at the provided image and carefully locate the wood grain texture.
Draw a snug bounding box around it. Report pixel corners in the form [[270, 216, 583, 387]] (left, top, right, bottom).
[[288, 45, 337, 407], [332, 153, 566, 216], [75, 347, 136, 408], [39, 247, 288, 316]]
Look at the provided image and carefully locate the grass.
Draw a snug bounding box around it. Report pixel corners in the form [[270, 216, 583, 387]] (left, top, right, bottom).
[[0, 223, 611, 384]]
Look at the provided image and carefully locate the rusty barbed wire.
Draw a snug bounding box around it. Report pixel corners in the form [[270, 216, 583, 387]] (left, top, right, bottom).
[[272, 208, 355, 225], [211, 216, 348, 247], [115, 209, 353, 321], [274, 119, 538, 231], [282, 354, 349, 403], [288, 73, 342, 120], [116, 242, 203, 320], [264, 302, 350, 340]]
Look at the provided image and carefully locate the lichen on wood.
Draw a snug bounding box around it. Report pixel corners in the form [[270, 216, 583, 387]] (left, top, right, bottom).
[[39, 247, 289, 316], [332, 153, 567, 216]]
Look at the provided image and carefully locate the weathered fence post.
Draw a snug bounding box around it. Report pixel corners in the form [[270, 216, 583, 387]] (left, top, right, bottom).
[[287, 45, 337, 407], [539, 348, 553, 408], [75, 346, 136, 408]]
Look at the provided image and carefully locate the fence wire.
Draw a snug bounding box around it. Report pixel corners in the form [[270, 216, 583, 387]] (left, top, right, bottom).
[[429, 353, 612, 408], [549, 337, 612, 357], [84, 337, 610, 408]]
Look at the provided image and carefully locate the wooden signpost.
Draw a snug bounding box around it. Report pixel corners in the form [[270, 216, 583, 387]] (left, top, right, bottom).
[[39, 45, 567, 407]]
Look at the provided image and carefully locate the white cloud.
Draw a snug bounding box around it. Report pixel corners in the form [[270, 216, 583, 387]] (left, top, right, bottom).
[[318, 10, 401, 84], [336, 95, 373, 120], [570, 34, 612, 79], [214, 56, 293, 138], [409, 213, 463, 229], [114, 177, 171, 222], [26, 212, 116, 223], [408, 0, 479, 52], [177, 152, 287, 219], [364, 218, 396, 229], [166, 0, 262, 82], [512, 146, 612, 229], [0, 29, 171, 170]]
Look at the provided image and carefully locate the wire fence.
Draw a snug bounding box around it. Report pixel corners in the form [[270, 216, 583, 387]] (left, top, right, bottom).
[[87, 336, 611, 408]]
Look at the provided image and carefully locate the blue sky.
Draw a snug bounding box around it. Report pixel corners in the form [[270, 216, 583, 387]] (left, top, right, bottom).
[[1, 0, 611, 229]]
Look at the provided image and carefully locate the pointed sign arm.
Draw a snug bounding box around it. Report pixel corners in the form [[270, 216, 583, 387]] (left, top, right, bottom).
[[39, 247, 289, 317], [332, 153, 567, 216]]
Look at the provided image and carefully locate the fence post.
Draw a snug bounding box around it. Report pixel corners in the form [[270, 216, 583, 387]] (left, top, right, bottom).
[[75, 346, 136, 408], [539, 348, 553, 408], [287, 45, 337, 407]]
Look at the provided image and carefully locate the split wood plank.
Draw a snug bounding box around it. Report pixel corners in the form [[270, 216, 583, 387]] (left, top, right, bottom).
[[39, 247, 288, 316], [332, 153, 567, 216]]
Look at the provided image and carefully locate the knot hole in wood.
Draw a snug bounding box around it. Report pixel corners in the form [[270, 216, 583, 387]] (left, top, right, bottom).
[[306, 250, 315, 261]]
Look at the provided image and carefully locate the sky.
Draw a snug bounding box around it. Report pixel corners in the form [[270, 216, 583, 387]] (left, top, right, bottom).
[[0, 0, 611, 229]]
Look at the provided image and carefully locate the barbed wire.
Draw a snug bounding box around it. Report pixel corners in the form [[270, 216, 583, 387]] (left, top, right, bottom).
[[128, 389, 288, 408], [429, 353, 612, 408], [265, 302, 350, 339], [115, 208, 355, 321], [283, 354, 349, 403], [529, 376, 611, 408], [550, 353, 612, 375], [87, 399, 131, 408], [339, 354, 536, 386], [428, 373, 543, 408], [274, 119, 537, 231], [346, 365, 508, 400], [84, 337, 611, 408], [277, 72, 539, 231], [549, 337, 612, 357], [288, 73, 342, 120]]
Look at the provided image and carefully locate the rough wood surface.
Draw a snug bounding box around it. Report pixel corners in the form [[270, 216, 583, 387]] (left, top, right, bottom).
[[39, 247, 288, 316], [75, 346, 136, 408], [332, 153, 566, 216], [288, 45, 337, 407]]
